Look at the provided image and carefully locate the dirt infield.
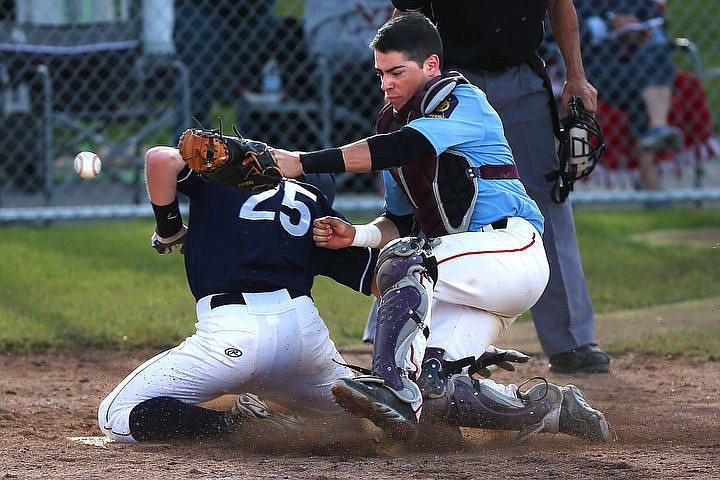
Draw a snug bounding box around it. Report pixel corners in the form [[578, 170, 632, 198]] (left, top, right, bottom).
[[1, 298, 718, 480]]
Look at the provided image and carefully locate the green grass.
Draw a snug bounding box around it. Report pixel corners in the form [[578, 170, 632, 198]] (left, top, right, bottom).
[[0, 221, 194, 352], [1, 207, 718, 353], [575, 209, 720, 311], [610, 324, 720, 358]]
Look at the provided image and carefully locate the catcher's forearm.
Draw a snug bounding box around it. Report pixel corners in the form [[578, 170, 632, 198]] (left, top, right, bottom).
[[300, 141, 373, 174], [374, 216, 401, 248], [299, 148, 346, 173]]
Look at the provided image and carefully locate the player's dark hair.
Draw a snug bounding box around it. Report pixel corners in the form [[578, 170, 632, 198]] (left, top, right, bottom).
[[370, 13, 443, 68]]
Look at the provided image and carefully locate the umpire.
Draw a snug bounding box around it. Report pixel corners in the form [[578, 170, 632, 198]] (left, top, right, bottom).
[[391, 0, 609, 373]]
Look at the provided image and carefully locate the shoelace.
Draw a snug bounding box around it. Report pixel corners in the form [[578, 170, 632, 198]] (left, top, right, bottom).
[[516, 376, 551, 403]]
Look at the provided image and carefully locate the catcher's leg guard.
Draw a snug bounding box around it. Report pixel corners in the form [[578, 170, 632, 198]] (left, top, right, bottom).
[[331, 238, 438, 439], [372, 237, 438, 396], [416, 347, 448, 399], [421, 375, 562, 443]]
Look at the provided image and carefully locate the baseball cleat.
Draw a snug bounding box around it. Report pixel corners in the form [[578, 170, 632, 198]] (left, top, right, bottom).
[[229, 392, 304, 431], [516, 382, 563, 443], [331, 377, 417, 440], [559, 384, 610, 442]]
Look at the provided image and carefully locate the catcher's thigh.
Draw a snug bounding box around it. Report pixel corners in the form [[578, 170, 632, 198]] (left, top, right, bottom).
[[426, 217, 549, 361], [432, 218, 549, 316], [427, 300, 504, 362]]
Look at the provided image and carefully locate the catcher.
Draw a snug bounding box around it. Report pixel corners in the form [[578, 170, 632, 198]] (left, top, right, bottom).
[[173, 13, 609, 448]]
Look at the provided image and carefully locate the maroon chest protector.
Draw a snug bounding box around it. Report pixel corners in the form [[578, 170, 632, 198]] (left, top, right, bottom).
[[376, 72, 519, 237], [376, 73, 477, 237]]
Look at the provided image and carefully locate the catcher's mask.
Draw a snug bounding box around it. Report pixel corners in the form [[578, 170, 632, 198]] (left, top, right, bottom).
[[547, 97, 605, 203]]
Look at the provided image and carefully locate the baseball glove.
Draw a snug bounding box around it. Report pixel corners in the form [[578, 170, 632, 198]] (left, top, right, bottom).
[[178, 122, 283, 191]]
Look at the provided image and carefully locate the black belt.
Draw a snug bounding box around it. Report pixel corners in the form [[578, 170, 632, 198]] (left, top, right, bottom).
[[210, 291, 305, 309], [211, 292, 247, 308], [491, 218, 508, 229]]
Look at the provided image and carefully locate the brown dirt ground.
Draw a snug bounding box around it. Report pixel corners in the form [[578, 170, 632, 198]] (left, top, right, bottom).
[[2, 296, 718, 480]]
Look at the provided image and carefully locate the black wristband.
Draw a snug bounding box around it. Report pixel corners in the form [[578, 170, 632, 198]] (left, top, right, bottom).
[[151, 198, 183, 237], [299, 148, 346, 173]]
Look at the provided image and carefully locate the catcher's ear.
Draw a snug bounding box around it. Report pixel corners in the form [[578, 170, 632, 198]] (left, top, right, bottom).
[[298, 173, 336, 207]]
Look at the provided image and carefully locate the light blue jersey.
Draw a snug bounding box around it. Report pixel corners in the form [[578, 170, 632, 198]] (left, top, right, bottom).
[[383, 82, 544, 235]]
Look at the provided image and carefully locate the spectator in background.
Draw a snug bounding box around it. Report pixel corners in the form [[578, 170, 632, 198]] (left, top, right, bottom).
[[304, 0, 393, 127], [576, 0, 681, 191], [303, 0, 393, 191], [271, 0, 316, 102], [173, 1, 228, 134]]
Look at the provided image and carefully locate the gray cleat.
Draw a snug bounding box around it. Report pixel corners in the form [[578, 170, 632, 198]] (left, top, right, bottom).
[[559, 384, 610, 442], [228, 392, 304, 431], [516, 382, 563, 442], [331, 377, 418, 440]]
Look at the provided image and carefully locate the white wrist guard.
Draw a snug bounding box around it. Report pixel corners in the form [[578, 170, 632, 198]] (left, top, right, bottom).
[[350, 224, 382, 248]]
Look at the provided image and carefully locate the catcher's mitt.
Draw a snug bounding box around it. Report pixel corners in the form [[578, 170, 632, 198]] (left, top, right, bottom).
[[178, 122, 283, 191]]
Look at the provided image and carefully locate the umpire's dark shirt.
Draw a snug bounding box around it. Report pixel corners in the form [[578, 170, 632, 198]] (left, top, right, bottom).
[[392, 0, 548, 71]]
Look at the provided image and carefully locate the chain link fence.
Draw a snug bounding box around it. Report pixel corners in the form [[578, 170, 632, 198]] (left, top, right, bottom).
[[1, 1, 719, 220], [546, 0, 720, 195]]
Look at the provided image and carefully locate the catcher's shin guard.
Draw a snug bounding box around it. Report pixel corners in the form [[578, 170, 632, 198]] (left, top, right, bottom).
[[330, 237, 437, 438], [372, 237, 438, 395], [421, 375, 562, 442], [416, 347, 448, 399]]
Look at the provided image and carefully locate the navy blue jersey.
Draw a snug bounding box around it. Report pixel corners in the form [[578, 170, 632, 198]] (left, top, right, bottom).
[[176, 167, 377, 301]]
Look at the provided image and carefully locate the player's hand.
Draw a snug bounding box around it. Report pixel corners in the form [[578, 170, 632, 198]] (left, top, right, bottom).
[[313, 216, 355, 249], [151, 225, 187, 255], [470, 345, 530, 378], [267, 147, 304, 179], [611, 13, 641, 31]]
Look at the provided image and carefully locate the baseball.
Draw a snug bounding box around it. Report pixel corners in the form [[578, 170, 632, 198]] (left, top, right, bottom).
[[74, 151, 102, 179]]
